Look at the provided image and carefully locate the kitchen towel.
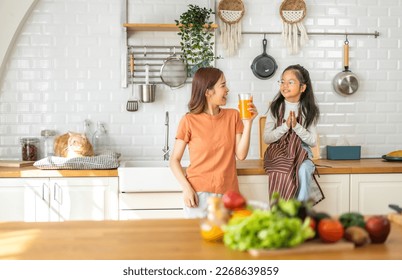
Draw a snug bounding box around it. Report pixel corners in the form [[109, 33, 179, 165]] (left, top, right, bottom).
[[33, 151, 120, 170]]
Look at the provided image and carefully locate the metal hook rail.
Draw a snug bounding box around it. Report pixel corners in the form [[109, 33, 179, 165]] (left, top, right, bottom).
[[127, 44, 192, 85], [242, 30, 380, 38]]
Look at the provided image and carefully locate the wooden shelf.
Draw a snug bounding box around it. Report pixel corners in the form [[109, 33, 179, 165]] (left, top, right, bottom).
[[124, 23, 218, 32]]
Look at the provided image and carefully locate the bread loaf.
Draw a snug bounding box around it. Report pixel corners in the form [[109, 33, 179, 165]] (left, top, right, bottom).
[[386, 150, 402, 157]]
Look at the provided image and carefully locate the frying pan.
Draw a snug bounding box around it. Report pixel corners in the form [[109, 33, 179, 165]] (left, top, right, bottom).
[[251, 38, 278, 80], [333, 40, 359, 96]]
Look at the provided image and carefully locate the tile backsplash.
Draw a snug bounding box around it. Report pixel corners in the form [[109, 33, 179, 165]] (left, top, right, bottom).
[[1, 0, 402, 160]]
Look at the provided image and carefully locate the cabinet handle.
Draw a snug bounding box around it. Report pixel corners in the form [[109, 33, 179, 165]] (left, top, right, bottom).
[[53, 182, 63, 205], [42, 182, 50, 207]]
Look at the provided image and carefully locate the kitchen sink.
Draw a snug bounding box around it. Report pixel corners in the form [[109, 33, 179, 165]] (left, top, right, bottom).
[[118, 160, 189, 192], [121, 160, 170, 168]]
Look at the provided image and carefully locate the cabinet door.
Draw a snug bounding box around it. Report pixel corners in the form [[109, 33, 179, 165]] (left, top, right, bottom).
[[313, 174, 350, 216], [0, 178, 45, 222], [119, 192, 183, 220], [119, 192, 183, 210], [50, 177, 119, 221], [350, 174, 402, 215], [238, 175, 269, 204]]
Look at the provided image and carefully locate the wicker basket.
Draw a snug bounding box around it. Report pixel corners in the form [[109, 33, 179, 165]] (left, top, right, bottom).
[[218, 0, 245, 24], [279, 0, 307, 24]]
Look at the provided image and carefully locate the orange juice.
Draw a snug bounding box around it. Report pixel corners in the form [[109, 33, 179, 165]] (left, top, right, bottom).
[[238, 94, 252, 119]]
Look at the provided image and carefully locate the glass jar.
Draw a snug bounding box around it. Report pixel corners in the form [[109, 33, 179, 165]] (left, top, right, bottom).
[[92, 121, 109, 155], [83, 119, 93, 145], [20, 137, 40, 161], [41, 130, 56, 157], [199, 196, 230, 242]]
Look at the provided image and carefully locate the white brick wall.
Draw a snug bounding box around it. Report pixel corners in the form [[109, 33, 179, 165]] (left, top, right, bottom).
[[1, 0, 402, 160]]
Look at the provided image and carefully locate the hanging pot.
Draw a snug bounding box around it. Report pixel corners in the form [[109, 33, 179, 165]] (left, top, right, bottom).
[[251, 38, 278, 80], [333, 40, 359, 96]]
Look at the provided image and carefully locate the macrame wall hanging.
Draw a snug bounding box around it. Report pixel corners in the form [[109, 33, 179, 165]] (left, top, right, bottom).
[[218, 0, 245, 56], [280, 0, 309, 55]]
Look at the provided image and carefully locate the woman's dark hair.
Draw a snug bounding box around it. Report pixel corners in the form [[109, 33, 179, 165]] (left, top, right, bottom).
[[188, 67, 223, 114], [270, 64, 319, 128]]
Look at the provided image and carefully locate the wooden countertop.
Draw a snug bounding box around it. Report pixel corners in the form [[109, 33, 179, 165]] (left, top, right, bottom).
[[0, 218, 401, 260], [1, 158, 402, 178], [236, 158, 402, 175], [0, 166, 118, 177]]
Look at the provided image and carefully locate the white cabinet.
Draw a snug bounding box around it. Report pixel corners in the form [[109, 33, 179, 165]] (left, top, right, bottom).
[[313, 174, 350, 216], [350, 174, 402, 215], [238, 175, 269, 204], [0, 178, 43, 222], [238, 174, 350, 216], [45, 177, 119, 221], [119, 192, 184, 220], [0, 177, 118, 222]]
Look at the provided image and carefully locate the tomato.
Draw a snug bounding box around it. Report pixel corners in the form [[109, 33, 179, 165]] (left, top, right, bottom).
[[309, 217, 317, 231], [222, 191, 246, 210], [317, 218, 344, 243], [306, 217, 317, 239]]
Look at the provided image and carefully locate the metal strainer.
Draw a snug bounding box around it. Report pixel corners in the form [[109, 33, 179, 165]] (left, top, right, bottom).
[[160, 48, 187, 89]]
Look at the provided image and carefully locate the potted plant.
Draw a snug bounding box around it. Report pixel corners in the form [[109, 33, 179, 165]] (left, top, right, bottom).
[[175, 4, 215, 75]]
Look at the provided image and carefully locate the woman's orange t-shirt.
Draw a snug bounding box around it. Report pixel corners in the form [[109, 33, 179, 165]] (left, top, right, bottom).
[[175, 108, 244, 194]]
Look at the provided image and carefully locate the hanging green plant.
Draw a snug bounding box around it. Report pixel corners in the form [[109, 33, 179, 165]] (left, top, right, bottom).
[[175, 4, 215, 75]]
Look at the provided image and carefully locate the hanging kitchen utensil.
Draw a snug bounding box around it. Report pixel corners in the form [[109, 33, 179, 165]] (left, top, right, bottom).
[[251, 37, 278, 80], [139, 64, 156, 103], [160, 47, 187, 89], [218, 0, 245, 56], [126, 52, 139, 112], [279, 0, 309, 54], [333, 38, 359, 96]]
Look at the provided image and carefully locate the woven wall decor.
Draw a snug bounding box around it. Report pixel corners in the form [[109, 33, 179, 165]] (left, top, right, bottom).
[[218, 0, 245, 56], [280, 0, 309, 54]]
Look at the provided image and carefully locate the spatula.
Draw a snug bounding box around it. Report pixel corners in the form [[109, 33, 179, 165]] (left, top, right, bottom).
[[126, 52, 139, 112]]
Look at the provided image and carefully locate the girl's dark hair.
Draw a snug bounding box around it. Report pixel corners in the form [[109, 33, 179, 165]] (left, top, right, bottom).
[[270, 64, 320, 128], [188, 67, 223, 114]]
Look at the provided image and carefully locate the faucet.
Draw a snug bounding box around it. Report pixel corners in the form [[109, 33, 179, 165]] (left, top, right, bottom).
[[162, 111, 170, 161]]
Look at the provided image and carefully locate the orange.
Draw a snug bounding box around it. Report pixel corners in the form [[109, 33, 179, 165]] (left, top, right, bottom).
[[200, 222, 224, 242]]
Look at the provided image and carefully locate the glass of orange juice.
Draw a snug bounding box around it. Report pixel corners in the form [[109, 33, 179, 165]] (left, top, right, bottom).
[[238, 93, 252, 119]]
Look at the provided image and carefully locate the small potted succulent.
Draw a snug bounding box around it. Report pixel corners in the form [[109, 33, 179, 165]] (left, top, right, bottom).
[[175, 4, 215, 75]]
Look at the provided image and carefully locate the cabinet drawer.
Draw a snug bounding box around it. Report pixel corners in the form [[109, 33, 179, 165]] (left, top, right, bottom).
[[119, 209, 185, 220], [119, 192, 183, 210]]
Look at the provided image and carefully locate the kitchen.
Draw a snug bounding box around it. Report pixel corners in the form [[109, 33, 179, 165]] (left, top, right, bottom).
[[1, 0, 402, 270]]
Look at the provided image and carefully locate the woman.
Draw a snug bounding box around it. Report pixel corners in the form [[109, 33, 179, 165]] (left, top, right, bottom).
[[263, 64, 324, 205], [170, 67, 258, 218]]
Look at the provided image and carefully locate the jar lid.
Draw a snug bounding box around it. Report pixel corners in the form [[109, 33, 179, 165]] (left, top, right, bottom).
[[41, 129, 56, 137], [20, 137, 40, 144]]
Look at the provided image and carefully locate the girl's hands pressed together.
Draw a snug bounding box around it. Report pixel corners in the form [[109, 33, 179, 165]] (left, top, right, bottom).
[[286, 110, 297, 128]]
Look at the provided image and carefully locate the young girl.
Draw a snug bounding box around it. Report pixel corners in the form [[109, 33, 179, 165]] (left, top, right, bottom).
[[263, 64, 324, 204], [170, 67, 258, 218]]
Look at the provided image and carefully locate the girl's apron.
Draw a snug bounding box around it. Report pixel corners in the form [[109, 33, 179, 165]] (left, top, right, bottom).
[[263, 106, 324, 205]]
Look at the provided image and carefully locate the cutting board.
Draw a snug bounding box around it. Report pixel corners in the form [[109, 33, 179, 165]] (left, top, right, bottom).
[[249, 239, 354, 257], [388, 213, 402, 226], [0, 160, 35, 168]]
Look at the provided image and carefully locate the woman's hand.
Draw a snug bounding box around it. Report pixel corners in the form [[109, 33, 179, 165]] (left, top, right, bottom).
[[243, 97, 258, 123], [183, 186, 198, 208]]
